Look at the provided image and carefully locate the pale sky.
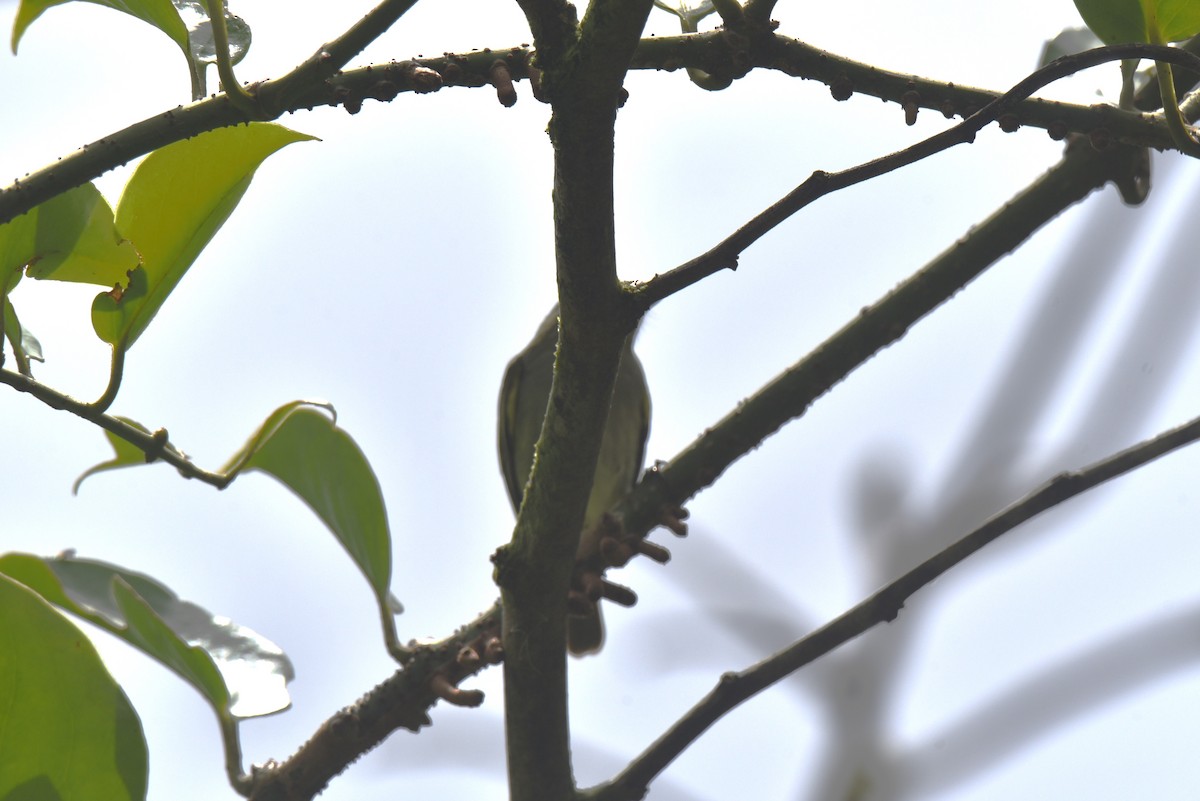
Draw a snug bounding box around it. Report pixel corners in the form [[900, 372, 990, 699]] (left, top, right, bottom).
[[3, 1, 1200, 799]]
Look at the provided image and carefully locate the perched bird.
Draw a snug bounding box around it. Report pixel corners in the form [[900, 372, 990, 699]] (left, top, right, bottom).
[[498, 305, 650, 655]]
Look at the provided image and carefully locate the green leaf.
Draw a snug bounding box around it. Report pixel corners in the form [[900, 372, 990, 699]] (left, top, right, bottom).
[[90, 123, 316, 348], [0, 208, 36, 293], [12, 0, 189, 55], [3, 297, 44, 366], [1153, 0, 1200, 42], [1073, 0, 1148, 43], [0, 553, 293, 719], [0, 184, 139, 299], [90, 266, 149, 346], [0, 573, 148, 801], [222, 403, 399, 631], [1073, 0, 1200, 44], [0, 183, 137, 292], [72, 417, 154, 493], [25, 184, 140, 286]]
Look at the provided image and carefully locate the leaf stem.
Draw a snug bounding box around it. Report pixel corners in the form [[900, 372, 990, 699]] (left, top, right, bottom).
[[1154, 59, 1200, 155], [204, 0, 259, 118], [88, 342, 126, 413], [1145, 20, 1200, 157]]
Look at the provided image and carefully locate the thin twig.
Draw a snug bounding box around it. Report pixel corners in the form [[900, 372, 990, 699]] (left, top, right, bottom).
[[636, 42, 1200, 307], [587, 410, 1200, 800], [261, 0, 424, 115], [0, 368, 231, 488], [610, 135, 1143, 576], [245, 605, 503, 801]]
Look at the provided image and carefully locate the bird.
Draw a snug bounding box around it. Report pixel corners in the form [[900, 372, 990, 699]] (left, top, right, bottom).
[[498, 305, 650, 655]]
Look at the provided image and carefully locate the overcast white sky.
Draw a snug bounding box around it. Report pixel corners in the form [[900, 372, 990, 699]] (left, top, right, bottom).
[[4, 1, 1200, 799]]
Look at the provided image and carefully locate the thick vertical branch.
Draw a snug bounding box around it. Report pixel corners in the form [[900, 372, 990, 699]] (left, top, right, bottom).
[[496, 1, 654, 800]]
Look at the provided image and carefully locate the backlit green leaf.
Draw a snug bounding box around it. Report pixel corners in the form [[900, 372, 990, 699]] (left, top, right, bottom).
[[1073, 0, 1148, 43], [1073, 0, 1200, 43], [1154, 0, 1200, 42], [72, 416, 154, 493], [12, 0, 188, 54], [91, 123, 316, 348], [3, 297, 44, 366], [0, 552, 293, 719], [222, 403, 400, 641], [0, 183, 137, 291], [25, 184, 140, 286], [0, 573, 148, 801]]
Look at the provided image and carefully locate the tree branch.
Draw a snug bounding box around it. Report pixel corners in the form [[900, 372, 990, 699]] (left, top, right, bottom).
[[497, 0, 655, 795], [183, 138, 1140, 799], [0, 367, 231, 488], [260, 0, 425, 115], [2, 38, 1195, 227], [586, 408, 1200, 800], [245, 606, 503, 801], [6, 24, 1198, 801], [615, 135, 1145, 564], [495, 0, 659, 796], [636, 41, 1196, 306]]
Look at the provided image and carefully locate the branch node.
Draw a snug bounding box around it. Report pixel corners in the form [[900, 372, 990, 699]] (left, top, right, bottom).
[[577, 571, 604, 603], [456, 646, 482, 671], [1090, 127, 1113, 151], [400, 61, 444, 94], [145, 428, 170, 463], [567, 589, 595, 616], [599, 534, 636, 567], [482, 635, 505, 664]]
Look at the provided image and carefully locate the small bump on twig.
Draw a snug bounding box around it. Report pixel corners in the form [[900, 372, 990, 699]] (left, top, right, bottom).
[[145, 428, 169, 463], [901, 88, 920, 126], [489, 60, 517, 107], [635, 539, 672, 564], [456, 646, 482, 671], [599, 579, 638, 608], [430, 673, 484, 708], [829, 74, 853, 102], [483, 636, 505, 664]]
